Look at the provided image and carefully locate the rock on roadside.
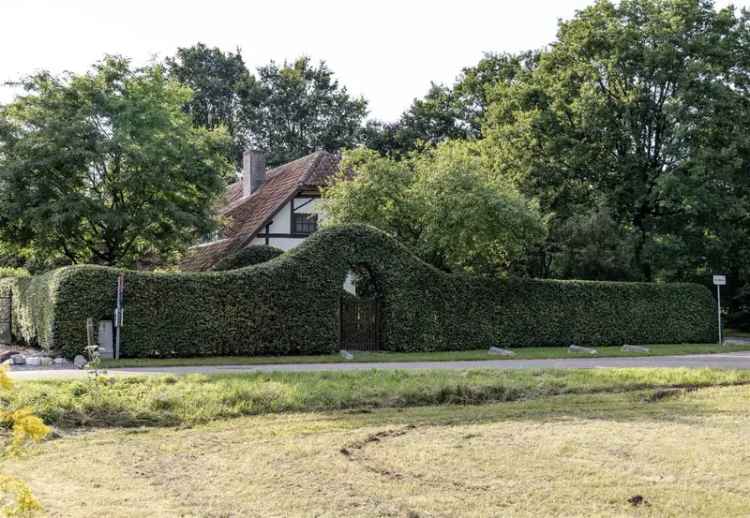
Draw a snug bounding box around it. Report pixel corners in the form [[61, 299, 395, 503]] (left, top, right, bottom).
[[488, 346, 515, 356], [622, 344, 650, 353], [569, 344, 598, 355], [73, 355, 88, 369]]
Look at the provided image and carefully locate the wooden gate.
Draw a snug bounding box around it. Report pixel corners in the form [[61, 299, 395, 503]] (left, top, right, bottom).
[[0, 296, 11, 345], [339, 297, 382, 351]]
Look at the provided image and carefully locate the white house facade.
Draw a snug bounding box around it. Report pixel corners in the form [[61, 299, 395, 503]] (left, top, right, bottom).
[[250, 195, 325, 251]]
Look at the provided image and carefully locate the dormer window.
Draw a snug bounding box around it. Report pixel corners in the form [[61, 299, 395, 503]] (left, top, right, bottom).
[[293, 213, 318, 235]]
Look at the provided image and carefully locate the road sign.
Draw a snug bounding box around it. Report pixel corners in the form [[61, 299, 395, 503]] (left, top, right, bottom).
[[713, 274, 725, 345]]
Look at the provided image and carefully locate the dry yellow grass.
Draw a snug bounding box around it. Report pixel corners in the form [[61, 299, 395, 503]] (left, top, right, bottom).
[[9, 385, 750, 517]]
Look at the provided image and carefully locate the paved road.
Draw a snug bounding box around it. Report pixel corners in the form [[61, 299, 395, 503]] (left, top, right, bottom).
[[10, 351, 750, 381]]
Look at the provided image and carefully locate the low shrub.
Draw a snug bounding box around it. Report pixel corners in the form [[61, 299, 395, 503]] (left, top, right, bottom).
[[211, 245, 284, 271], [1, 225, 716, 358]]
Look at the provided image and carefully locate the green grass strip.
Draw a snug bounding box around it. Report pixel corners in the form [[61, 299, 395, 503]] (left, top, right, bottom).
[[13, 367, 750, 429]]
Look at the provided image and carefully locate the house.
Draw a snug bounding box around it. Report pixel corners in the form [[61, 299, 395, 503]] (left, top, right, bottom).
[[180, 149, 340, 271]]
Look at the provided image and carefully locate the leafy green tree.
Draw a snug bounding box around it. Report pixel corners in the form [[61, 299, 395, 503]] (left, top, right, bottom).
[[362, 84, 463, 158], [0, 56, 232, 267], [484, 0, 750, 281], [166, 43, 255, 168], [545, 205, 638, 281], [453, 52, 537, 138], [323, 142, 545, 276], [364, 53, 534, 157], [240, 57, 368, 166]]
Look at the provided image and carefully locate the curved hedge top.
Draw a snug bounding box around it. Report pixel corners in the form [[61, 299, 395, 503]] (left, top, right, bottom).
[[0, 225, 716, 358], [211, 245, 284, 271]]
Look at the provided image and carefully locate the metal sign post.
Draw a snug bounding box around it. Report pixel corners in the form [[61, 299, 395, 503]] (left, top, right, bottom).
[[114, 274, 124, 359], [713, 275, 726, 345]]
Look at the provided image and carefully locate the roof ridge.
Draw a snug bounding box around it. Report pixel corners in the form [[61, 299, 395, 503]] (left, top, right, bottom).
[[299, 151, 327, 185], [266, 150, 324, 180]]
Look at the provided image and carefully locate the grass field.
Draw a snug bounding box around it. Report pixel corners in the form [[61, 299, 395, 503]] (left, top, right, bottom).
[[8, 380, 750, 517], [98, 342, 748, 368]]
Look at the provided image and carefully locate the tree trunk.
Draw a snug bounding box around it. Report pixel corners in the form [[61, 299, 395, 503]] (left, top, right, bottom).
[[633, 229, 653, 282]]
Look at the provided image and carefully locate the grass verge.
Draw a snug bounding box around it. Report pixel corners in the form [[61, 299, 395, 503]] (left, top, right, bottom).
[[98, 342, 750, 368], [11, 367, 750, 429]]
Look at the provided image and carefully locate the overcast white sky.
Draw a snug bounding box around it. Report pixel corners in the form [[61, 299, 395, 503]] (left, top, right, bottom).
[[1, 0, 747, 121]]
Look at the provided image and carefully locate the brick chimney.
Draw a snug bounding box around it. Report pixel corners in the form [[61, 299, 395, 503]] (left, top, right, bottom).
[[242, 149, 266, 197]]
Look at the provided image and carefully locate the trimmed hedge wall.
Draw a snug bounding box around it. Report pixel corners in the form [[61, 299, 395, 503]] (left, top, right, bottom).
[[2, 225, 716, 358], [211, 245, 284, 271]]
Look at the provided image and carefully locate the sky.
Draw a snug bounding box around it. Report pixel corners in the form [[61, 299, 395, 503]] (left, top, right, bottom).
[[1, 0, 748, 122]]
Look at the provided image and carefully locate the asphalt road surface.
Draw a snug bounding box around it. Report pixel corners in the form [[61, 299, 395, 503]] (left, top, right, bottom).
[[9, 351, 750, 381]]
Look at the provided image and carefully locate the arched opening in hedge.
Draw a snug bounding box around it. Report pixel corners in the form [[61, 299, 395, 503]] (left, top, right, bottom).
[[340, 262, 383, 351], [342, 263, 380, 299]]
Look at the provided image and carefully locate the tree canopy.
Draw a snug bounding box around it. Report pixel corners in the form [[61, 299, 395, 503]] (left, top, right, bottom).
[[482, 0, 750, 283], [166, 43, 255, 167], [0, 56, 232, 268], [167, 48, 369, 168], [240, 57, 368, 166], [363, 52, 535, 157], [322, 143, 546, 276]]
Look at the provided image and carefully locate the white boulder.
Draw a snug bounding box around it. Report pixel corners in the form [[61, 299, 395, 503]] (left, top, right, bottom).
[[569, 344, 598, 355]]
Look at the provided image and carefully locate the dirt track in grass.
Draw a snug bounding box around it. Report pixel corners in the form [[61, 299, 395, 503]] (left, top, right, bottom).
[[9, 384, 750, 517]]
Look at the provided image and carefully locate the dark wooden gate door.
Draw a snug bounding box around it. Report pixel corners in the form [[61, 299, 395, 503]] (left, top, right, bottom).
[[339, 297, 382, 351], [0, 296, 11, 345]]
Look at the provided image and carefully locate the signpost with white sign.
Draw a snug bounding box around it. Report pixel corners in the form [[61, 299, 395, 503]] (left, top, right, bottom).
[[713, 275, 726, 345], [114, 274, 124, 359]]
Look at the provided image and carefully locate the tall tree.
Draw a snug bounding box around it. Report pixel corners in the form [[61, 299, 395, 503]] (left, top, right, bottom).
[[484, 0, 750, 282], [362, 84, 465, 157], [364, 53, 534, 157], [453, 51, 538, 138], [166, 43, 255, 167], [0, 56, 232, 267], [323, 142, 545, 276], [240, 57, 368, 166]]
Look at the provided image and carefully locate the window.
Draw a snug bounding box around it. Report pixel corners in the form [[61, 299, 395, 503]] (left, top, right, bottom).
[[199, 229, 221, 244], [293, 213, 318, 235]]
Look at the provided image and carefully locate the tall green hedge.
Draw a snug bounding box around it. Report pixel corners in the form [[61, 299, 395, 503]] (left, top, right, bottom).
[[2, 225, 716, 358]]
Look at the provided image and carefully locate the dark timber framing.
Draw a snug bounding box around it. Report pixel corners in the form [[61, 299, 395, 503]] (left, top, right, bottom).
[[255, 232, 316, 239], [290, 194, 321, 236], [235, 192, 324, 248]]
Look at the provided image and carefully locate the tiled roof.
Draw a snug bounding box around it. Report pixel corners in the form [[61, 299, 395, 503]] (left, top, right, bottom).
[[180, 150, 340, 271], [178, 237, 241, 272]]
